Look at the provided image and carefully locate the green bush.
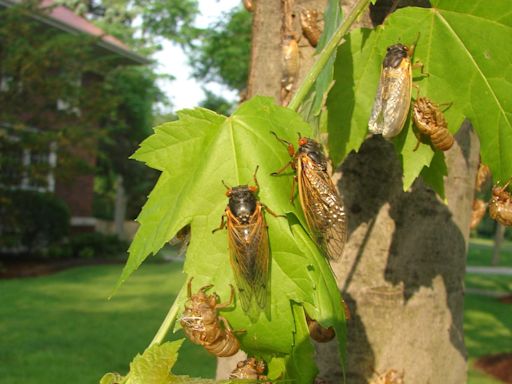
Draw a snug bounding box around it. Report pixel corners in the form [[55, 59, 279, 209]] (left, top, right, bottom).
[[0, 189, 70, 253], [69, 232, 128, 259]]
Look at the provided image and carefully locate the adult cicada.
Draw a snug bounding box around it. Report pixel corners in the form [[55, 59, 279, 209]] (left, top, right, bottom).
[[271, 132, 347, 261], [368, 42, 416, 139], [412, 97, 454, 151], [489, 178, 512, 227], [213, 167, 280, 314], [180, 279, 240, 357], [229, 357, 268, 381]]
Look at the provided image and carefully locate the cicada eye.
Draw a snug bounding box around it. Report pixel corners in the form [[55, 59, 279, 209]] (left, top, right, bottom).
[[248, 185, 257, 193], [298, 137, 308, 146], [225, 189, 232, 197]]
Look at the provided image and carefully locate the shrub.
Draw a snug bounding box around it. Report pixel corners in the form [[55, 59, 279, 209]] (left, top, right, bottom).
[[0, 189, 70, 253], [69, 232, 128, 259]]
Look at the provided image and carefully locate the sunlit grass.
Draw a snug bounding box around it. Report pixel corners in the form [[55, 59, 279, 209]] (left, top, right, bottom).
[[0, 262, 216, 384]]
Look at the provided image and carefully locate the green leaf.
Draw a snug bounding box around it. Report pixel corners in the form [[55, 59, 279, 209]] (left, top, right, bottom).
[[327, 1, 512, 189], [298, 0, 341, 136], [126, 340, 184, 384], [100, 372, 124, 384], [118, 97, 346, 379]]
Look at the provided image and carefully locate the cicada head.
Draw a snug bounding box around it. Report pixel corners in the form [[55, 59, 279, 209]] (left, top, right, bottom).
[[383, 43, 410, 68], [228, 185, 258, 224], [297, 137, 327, 170]]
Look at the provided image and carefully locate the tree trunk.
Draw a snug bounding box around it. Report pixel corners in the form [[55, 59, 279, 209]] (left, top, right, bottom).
[[220, 0, 474, 382]]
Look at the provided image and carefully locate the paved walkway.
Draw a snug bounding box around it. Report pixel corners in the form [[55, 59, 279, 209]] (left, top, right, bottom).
[[466, 266, 512, 276]]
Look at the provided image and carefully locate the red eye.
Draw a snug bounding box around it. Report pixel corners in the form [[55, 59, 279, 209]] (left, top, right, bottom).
[[248, 185, 257, 193], [225, 190, 232, 197], [298, 137, 308, 146]]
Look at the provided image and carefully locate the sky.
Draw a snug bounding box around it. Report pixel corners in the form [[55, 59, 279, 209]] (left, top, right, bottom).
[[152, 0, 242, 112]]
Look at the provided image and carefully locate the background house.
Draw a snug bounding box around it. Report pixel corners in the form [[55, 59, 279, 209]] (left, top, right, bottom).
[[0, 0, 149, 253]]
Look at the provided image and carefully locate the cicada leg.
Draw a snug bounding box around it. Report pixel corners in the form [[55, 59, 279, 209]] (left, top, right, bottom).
[[271, 131, 296, 157], [212, 214, 227, 234], [216, 284, 235, 310], [187, 277, 194, 298], [261, 203, 286, 219]]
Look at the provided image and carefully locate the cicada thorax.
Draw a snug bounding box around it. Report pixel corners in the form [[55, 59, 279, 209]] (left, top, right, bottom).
[[368, 43, 413, 139], [229, 357, 268, 380], [412, 97, 454, 151], [219, 183, 270, 314], [180, 280, 240, 357], [295, 137, 347, 261], [489, 179, 512, 226]]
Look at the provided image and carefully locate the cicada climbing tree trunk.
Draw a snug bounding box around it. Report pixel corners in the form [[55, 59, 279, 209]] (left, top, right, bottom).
[[219, 0, 474, 382]]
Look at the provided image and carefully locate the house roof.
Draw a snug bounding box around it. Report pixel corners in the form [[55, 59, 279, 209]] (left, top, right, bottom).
[[0, 0, 150, 64]]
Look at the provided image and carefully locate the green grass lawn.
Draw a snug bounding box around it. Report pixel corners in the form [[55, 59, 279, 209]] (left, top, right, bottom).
[[1, 241, 511, 384], [468, 237, 512, 267], [0, 262, 216, 384]]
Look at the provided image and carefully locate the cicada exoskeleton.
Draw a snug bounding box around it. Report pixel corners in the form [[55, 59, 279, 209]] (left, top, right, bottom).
[[229, 357, 268, 381], [489, 178, 512, 226], [371, 369, 405, 384], [271, 132, 347, 261], [412, 97, 454, 151], [470, 199, 487, 230], [300, 9, 321, 47], [180, 279, 240, 357], [213, 167, 280, 314], [369, 42, 416, 139]]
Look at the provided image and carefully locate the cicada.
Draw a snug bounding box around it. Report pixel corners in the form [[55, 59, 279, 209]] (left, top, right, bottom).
[[305, 313, 335, 343], [470, 199, 487, 230], [368, 42, 416, 139], [489, 178, 512, 226], [271, 132, 347, 261], [371, 369, 405, 384], [180, 279, 240, 357], [300, 9, 321, 47], [412, 97, 454, 151], [475, 162, 491, 193], [229, 357, 268, 381], [213, 167, 280, 313], [281, 34, 300, 106], [242, 0, 254, 12]]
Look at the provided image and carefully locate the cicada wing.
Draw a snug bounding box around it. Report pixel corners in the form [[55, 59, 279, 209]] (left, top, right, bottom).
[[379, 64, 412, 139], [297, 156, 347, 260], [368, 71, 386, 134], [226, 208, 269, 312]]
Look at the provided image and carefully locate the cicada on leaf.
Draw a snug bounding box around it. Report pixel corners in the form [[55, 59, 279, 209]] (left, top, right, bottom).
[[489, 178, 512, 227], [412, 97, 454, 151], [213, 167, 280, 315], [180, 279, 240, 357], [368, 42, 416, 139], [271, 133, 347, 261]]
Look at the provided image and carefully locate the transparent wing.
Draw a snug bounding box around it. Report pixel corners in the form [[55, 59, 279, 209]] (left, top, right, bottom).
[[380, 64, 412, 138], [368, 71, 386, 134], [226, 207, 269, 312], [298, 156, 347, 260]]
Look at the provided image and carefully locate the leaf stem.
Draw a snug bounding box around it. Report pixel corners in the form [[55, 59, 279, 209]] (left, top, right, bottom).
[[287, 0, 372, 112], [150, 291, 183, 346]]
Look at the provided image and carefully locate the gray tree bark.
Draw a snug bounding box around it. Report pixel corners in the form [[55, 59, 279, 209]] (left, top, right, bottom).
[[219, 1, 474, 382]]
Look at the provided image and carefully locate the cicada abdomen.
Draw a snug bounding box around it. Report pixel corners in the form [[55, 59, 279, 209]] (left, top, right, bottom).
[[213, 167, 280, 314], [368, 43, 413, 139], [489, 178, 512, 226], [229, 357, 268, 381], [272, 133, 347, 261], [300, 9, 321, 47], [180, 279, 240, 357], [412, 97, 454, 151]]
